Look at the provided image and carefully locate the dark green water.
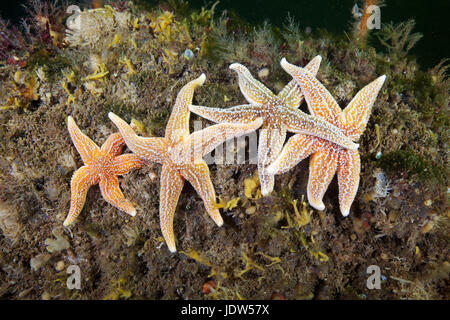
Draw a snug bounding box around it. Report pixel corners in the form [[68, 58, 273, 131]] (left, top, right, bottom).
[[0, 0, 448, 69]]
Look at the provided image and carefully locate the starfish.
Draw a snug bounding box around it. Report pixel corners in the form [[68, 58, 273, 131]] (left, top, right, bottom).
[[108, 74, 263, 252], [189, 56, 358, 196], [64, 116, 145, 226], [267, 58, 386, 216]]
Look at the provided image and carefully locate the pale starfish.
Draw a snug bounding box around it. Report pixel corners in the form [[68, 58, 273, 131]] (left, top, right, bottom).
[[108, 74, 263, 252], [64, 117, 145, 226], [189, 56, 358, 196], [267, 58, 386, 216]]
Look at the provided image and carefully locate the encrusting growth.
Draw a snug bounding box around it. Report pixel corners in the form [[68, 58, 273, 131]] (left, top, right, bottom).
[[109, 74, 263, 252], [189, 56, 358, 196], [268, 58, 386, 216], [64, 116, 145, 226]]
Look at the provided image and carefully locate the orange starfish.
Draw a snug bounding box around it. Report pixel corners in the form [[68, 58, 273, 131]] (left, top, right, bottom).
[[108, 74, 263, 252], [189, 56, 358, 196], [64, 116, 145, 226], [268, 58, 386, 216]]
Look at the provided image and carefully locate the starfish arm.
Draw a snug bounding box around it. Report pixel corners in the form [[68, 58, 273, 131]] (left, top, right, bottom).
[[267, 134, 324, 175], [341, 75, 386, 140], [99, 175, 137, 216], [283, 107, 358, 150], [189, 104, 262, 124], [100, 133, 125, 156], [280, 58, 342, 126], [337, 149, 361, 217], [67, 116, 100, 164], [258, 126, 287, 196], [307, 149, 339, 211], [183, 118, 263, 159], [277, 55, 322, 108], [64, 166, 98, 226], [112, 154, 145, 175], [229, 63, 279, 105], [165, 74, 206, 143], [181, 160, 224, 227], [160, 164, 184, 253], [108, 112, 166, 163]]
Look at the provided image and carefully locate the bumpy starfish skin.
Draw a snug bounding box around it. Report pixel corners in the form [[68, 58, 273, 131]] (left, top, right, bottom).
[[189, 56, 357, 196], [109, 74, 263, 252], [267, 58, 386, 216], [64, 117, 145, 226]]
